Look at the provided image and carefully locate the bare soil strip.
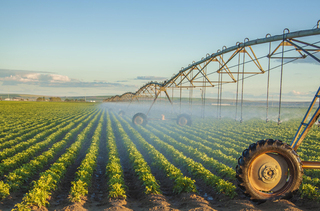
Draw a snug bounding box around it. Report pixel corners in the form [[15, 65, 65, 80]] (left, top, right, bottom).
[[86, 113, 108, 205]]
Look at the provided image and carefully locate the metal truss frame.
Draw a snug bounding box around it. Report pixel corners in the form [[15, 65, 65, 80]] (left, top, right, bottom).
[[104, 22, 320, 117]]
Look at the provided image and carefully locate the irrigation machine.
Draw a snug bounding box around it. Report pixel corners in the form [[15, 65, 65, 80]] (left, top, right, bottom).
[[104, 20, 320, 200], [105, 20, 320, 130]]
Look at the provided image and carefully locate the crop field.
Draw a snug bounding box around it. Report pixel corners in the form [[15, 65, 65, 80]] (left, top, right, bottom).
[[0, 101, 320, 211]]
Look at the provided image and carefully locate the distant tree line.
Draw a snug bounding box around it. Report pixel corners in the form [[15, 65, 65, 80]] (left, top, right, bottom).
[[36, 97, 46, 101], [36, 97, 85, 102], [49, 97, 62, 102], [64, 98, 85, 102], [36, 97, 62, 102]]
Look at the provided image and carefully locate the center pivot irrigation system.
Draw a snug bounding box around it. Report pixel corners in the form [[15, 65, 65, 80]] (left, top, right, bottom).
[[105, 20, 320, 127], [105, 20, 320, 201]]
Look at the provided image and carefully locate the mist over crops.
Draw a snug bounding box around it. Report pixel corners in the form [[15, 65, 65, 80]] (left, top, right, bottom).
[[100, 99, 312, 124]]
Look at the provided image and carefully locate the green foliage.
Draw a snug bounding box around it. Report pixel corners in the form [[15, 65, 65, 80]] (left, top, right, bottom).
[[111, 113, 161, 195], [117, 115, 197, 194], [135, 121, 237, 198], [0, 181, 10, 199], [0, 111, 96, 199], [69, 112, 104, 202], [300, 183, 320, 201], [13, 110, 102, 209], [149, 123, 236, 181], [106, 112, 126, 199], [69, 180, 88, 202]]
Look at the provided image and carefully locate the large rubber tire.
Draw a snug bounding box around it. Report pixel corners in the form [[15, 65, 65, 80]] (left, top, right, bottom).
[[176, 114, 192, 126], [132, 113, 148, 126], [236, 139, 303, 202]]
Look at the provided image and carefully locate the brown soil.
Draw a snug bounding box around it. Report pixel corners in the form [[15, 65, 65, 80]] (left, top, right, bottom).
[[2, 193, 318, 211], [87, 114, 108, 203]]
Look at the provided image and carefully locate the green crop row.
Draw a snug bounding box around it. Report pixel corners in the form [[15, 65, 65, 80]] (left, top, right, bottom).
[[134, 123, 237, 198], [0, 121, 60, 150], [168, 123, 243, 156], [148, 122, 236, 180], [0, 109, 87, 145], [0, 110, 96, 199], [0, 110, 94, 176], [12, 111, 101, 210], [69, 111, 104, 202], [106, 112, 126, 199], [0, 121, 48, 144], [117, 115, 197, 194], [153, 122, 238, 168], [111, 113, 161, 195], [0, 112, 88, 162], [0, 119, 38, 137], [188, 123, 252, 152], [0, 121, 68, 163], [0, 102, 92, 136]]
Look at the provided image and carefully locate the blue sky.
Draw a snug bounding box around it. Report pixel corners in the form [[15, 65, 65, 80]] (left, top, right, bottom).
[[0, 0, 319, 100]]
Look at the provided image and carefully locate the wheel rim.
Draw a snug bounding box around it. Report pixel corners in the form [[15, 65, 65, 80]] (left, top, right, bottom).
[[178, 117, 188, 126], [134, 116, 144, 125], [249, 152, 291, 194]]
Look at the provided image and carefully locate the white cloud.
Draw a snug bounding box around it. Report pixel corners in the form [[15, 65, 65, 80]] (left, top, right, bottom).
[[291, 90, 310, 96], [0, 69, 135, 88], [49, 74, 71, 82], [2, 74, 38, 83], [25, 73, 40, 80]]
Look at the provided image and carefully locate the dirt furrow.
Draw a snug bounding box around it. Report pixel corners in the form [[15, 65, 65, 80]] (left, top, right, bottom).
[[87, 112, 108, 204]]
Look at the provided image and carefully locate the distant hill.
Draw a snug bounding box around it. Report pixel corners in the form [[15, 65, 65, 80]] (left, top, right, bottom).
[[0, 93, 311, 107], [0, 94, 39, 101], [0, 93, 112, 102]]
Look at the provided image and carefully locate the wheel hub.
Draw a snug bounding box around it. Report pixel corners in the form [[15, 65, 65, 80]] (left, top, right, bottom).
[[259, 164, 279, 183], [134, 116, 143, 125], [249, 153, 288, 192]]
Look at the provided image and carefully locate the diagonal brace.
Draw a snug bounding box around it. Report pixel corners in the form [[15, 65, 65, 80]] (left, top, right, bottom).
[[286, 39, 320, 63]]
